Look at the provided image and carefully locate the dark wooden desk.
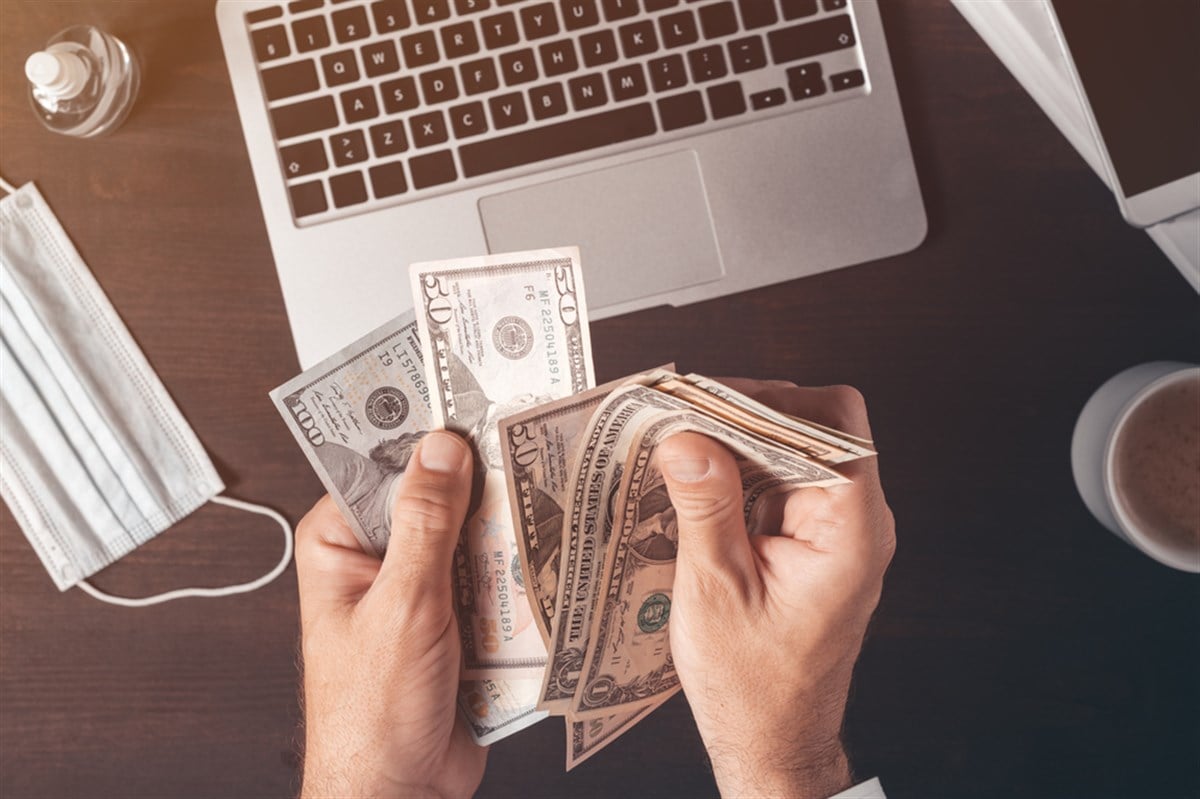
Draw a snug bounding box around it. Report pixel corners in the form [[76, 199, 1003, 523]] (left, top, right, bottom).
[[1, 2, 1197, 797]]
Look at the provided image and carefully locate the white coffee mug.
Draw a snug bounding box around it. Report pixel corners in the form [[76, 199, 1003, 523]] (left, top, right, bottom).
[[1071, 361, 1200, 573]]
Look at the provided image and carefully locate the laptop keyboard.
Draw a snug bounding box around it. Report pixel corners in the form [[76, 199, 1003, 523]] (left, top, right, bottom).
[[245, 0, 870, 225]]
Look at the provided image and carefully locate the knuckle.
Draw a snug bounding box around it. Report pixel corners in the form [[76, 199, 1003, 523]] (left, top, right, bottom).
[[671, 484, 741, 523], [294, 498, 334, 558], [827, 383, 867, 414], [392, 488, 459, 537], [878, 508, 898, 563]]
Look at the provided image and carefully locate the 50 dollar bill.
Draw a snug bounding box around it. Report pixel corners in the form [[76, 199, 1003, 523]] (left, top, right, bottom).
[[410, 247, 595, 679]]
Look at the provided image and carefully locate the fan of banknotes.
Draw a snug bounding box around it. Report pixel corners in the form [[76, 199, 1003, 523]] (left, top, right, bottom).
[[271, 248, 875, 769]]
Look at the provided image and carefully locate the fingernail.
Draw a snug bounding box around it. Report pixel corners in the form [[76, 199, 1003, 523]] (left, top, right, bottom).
[[419, 433, 466, 473], [662, 456, 711, 483]]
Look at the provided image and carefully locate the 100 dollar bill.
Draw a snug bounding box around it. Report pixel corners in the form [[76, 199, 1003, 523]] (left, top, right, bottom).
[[269, 311, 432, 556], [410, 248, 595, 679]]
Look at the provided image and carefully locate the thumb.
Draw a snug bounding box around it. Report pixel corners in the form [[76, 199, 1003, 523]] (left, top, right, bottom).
[[658, 433, 757, 585], [377, 430, 474, 598]]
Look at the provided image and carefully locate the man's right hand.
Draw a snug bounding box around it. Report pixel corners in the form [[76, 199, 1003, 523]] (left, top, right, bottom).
[[657, 382, 895, 799]]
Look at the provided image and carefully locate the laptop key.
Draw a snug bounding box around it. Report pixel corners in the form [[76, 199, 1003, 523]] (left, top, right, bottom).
[[341, 86, 380, 122], [660, 11, 699, 48], [372, 0, 412, 31], [619, 21, 658, 58], [489, 91, 529, 127], [644, 0, 679, 10], [529, 83, 568, 119], [450, 101, 489, 138], [461, 58, 501, 94], [787, 62, 825, 99], [411, 110, 449, 146], [442, 21, 481, 57], [500, 49, 540, 85], [737, 0, 777, 30], [289, 179, 328, 216], [456, 0, 492, 13], [521, 3, 560, 39], [261, 59, 320, 101], [648, 54, 687, 92], [482, 12, 521, 48], [781, 0, 818, 19], [369, 162, 408, 197], [331, 6, 370, 43], [540, 39, 579, 76], [458, 102, 657, 177], [409, 150, 458, 189], [767, 15, 855, 64], [420, 66, 460, 103], [272, 95, 339, 139], [786, 61, 821, 82], [608, 63, 648, 100], [686, 44, 727, 82], [698, 2, 737, 39], [580, 29, 618, 66], [413, 0, 452, 23], [252, 25, 290, 62], [362, 40, 400, 76], [829, 68, 864, 90], [402, 30, 441, 68], [369, 120, 408, 155], [657, 90, 705, 130], [601, 0, 638, 22], [381, 75, 420, 111], [292, 16, 331, 52], [790, 78, 825, 100], [279, 139, 329, 178], [727, 35, 766, 72], [706, 80, 746, 118], [330, 171, 368, 207], [568, 73, 608, 110], [561, 0, 600, 30], [321, 50, 360, 86], [749, 87, 785, 109], [331, 130, 368, 165], [247, 6, 284, 24]]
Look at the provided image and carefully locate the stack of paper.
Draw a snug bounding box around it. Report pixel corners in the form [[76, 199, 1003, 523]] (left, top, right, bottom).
[[952, 0, 1199, 292]]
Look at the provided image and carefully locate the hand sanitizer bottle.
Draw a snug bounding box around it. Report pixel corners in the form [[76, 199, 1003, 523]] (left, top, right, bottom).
[[25, 25, 140, 138]]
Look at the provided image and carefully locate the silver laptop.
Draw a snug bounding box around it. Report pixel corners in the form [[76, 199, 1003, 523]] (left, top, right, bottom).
[[217, 0, 926, 369]]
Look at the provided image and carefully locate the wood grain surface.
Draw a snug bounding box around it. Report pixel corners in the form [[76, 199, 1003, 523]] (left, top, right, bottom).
[[1, 1, 1197, 798]]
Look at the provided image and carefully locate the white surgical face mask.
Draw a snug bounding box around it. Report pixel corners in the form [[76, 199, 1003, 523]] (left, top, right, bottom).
[[0, 177, 291, 606]]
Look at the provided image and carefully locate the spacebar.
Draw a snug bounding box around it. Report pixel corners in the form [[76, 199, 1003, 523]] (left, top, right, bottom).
[[459, 104, 658, 178]]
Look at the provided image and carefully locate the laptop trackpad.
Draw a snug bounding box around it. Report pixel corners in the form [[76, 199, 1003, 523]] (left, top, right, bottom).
[[478, 150, 725, 310]]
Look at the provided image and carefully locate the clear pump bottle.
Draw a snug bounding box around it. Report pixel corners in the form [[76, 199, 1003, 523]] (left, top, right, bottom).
[[25, 25, 140, 138]]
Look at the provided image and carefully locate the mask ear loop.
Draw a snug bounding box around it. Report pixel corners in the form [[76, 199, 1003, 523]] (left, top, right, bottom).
[[0, 174, 18, 195], [75, 495, 294, 607]]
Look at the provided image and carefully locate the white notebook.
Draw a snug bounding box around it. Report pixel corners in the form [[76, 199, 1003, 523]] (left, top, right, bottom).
[[952, 0, 1200, 293]]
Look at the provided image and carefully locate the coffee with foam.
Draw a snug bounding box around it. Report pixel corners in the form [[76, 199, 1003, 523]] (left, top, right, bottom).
[[1111, 372, 1200, 554]]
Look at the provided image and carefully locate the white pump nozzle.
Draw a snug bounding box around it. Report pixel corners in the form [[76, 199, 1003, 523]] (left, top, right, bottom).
[[26, 49, 89, 99]]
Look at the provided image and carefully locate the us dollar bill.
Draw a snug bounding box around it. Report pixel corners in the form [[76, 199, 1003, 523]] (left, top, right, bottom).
[[269, 311, 432, 556], [410, 248, 595, 679], [459, 677, 549, 746], [538, 386, 684, 710], [643, 371, 876, 463], [570, 385, 853, 720], [499, 384, 613, 648], [565, 694, 670, 771], [499, 368, 674, 649]]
